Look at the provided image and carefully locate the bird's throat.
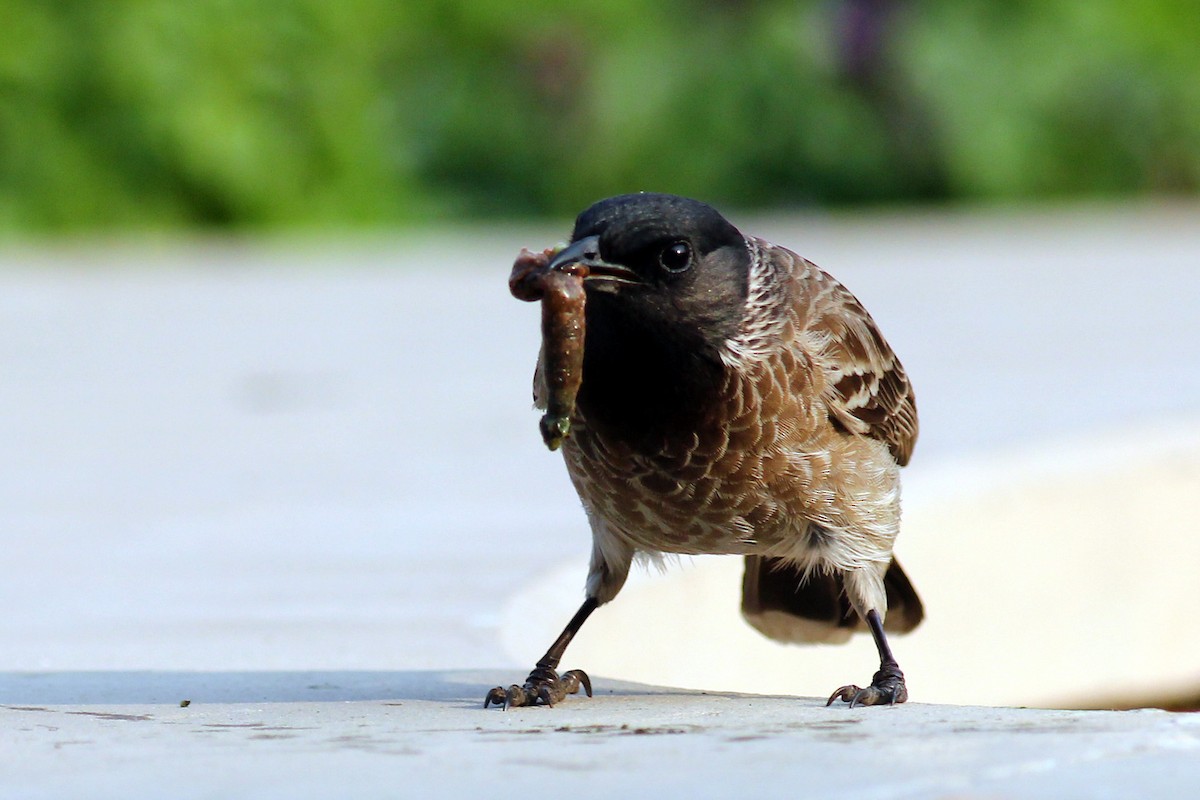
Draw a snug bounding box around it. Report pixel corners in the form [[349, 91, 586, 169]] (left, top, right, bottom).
[[576, 293, 726, 448]]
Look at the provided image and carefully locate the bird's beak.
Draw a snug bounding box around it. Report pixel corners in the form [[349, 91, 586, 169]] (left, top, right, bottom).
[[549, 235, 641, 284]]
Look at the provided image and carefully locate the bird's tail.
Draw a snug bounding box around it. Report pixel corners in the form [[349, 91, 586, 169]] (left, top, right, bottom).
[[740, 555, 924, 644]]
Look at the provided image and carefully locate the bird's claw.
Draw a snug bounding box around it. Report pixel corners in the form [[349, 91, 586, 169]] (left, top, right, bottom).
[[827, 663, 907, 708], [484, 667, 592, 709]]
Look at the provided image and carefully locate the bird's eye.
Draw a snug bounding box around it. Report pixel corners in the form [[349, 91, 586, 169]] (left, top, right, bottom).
[[658, 241, 692, 273]]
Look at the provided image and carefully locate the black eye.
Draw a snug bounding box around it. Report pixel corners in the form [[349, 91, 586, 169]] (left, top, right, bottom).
[[658, 241, 692, 273]]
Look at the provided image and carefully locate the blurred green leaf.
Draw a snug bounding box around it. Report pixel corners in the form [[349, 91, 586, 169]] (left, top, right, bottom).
[[0, 0, 1196, 233]]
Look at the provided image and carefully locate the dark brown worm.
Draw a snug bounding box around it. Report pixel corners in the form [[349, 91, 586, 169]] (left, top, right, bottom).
[[537, 268, 586, 450], [508, 247, 554, 302], [509, 247, 589, 450]]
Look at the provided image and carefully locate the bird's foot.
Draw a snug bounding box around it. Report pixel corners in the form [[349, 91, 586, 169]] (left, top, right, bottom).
[[484, 665, 592, 709], [826, 662, 908, 708]]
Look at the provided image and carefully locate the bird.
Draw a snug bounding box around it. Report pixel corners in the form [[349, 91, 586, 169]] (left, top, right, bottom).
[[486, 192, 923, 709]]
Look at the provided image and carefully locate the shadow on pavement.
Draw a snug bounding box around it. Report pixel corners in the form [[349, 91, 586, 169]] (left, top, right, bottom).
[[0, 669, 734, 707]]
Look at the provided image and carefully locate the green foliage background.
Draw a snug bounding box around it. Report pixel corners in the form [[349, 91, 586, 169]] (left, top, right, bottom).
[[2, 1, 1198, 231]]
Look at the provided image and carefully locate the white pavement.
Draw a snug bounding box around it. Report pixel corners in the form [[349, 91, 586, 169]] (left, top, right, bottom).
[[5, 672, 1200, 800], [3, 203, 1200, 797]]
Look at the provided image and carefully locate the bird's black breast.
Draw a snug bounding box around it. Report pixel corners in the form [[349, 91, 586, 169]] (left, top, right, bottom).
[[576, 287, 729, 448]]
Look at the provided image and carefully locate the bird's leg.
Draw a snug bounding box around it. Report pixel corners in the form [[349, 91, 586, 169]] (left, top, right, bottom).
[[827, 609, 909, 707], [484, 597, 598, 709]]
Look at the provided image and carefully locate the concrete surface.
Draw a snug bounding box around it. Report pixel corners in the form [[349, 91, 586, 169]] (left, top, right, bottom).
[[5, 672, 1200, 800], [3, 202, 1200, 796]]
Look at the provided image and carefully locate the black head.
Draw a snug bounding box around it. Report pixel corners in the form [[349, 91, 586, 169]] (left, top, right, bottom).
[[550, 193, 751, 348], [549, 193, 752, 443]]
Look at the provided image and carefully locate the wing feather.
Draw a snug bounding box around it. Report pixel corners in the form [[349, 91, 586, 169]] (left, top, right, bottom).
[[765, 241, 919, 466]]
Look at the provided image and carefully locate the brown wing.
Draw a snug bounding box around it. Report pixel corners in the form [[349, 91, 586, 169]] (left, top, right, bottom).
[[781, 246, 919, 466]]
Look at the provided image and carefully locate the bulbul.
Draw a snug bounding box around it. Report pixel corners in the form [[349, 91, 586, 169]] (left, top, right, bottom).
[[487, 193, 923, 709]]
